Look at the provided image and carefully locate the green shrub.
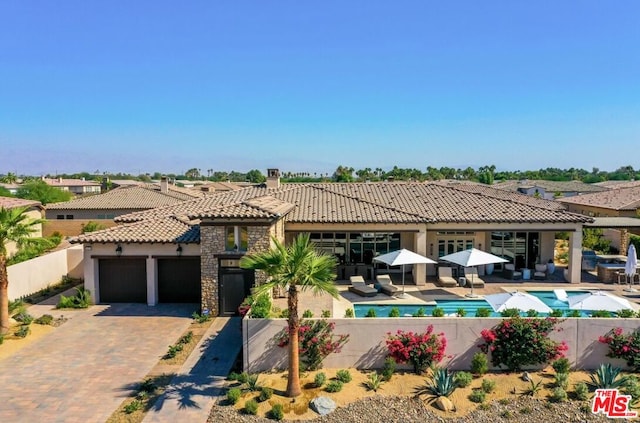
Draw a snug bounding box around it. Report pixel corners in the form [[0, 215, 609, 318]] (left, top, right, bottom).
[[550, 387, 568, 402], [279, 309, 289, 318], [0, 334, 3, 345], [246, 374, 260, 391], [591, 310, 612, 318], [34, 314, 54, 325], [237, 372, 250, 384], [481, 378, 496, 393], [344, 308, 354, 318], [179, 331, 193, 345], [412, 307, 426, 317], [468, 389, 486, 403], [500, 308, 520, 317], [388, 307, 400, 317], [325, 380, 343, 392], [554, 372, 569, 390], [9, 299, 26, 316], [226, 387, 242, 404], [549, 309, 564, 317], [574, 382, 589, 401], [227, 372, 241, 381], [456, 308, 467, 317], [56, 287, 92, 309], [270, 403, 284, 420], [551, 357, 571, 374], [321, 310, 331, 318], [475, 308, 491, 317], [140, 379, 157, 393], [623, 375, 640, 407], [81, 221, 107, 233], [244, 399, 258, 415], [124, 399, 143, 414], [364, 372, 383, 392], [600, 327, 640, 371], [165, 344, 183, 359], [566, 310, 581, 318], [382, 357, 396, 381], [13, 312, 33, 325], [365, 308, 377, 318], [14, 325, 30, 338], [521, 379, 543, 397], [259, 387, 273, 402], [314, 372, 326, 388], [302, 309, 313, 318], [192, 311, 211, 323], [250, 294, 272, 318], [471, 352, 488, 375], [385, 325, 447, 374], [617, 309, 636, 318], [431, 307, 445, 317], [336, 369, 352, 383], [526, 309, 539, 317], [454, 371, 473, 388]]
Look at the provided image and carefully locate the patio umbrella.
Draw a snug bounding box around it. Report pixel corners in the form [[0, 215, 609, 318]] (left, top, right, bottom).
[[439, 248, 508, 298], [568, 291, 635, 312], [485, 291, 553, 314], [624, 244, 638, 292], [373, 249, 436, 298]]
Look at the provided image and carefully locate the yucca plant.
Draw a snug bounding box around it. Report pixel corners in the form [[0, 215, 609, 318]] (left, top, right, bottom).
[[521, 379, 543, 397], [587, 363, 628, 390], [414, 366, 457, 398], [364, 372, 383, 392], [245, 373, 260, 391]]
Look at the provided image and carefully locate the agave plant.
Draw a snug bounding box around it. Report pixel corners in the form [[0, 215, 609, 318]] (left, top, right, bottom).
[[414, 366, 457, 398], [587, 363, 628, 390]]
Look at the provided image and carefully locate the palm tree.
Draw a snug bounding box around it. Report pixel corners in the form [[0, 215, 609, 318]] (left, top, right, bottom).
[[240, 233, 338, 397], [0, 207, 44, 334]]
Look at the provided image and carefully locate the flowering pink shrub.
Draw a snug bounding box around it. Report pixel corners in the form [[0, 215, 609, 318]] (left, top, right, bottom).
[[599, 327, 640, 371], [385, 325, 447, 374], [275, 319, 349, 371], [478, 317, 567, 371]]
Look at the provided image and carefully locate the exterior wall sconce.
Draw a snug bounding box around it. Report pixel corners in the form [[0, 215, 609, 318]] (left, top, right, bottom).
[[115, 244, 123, 257], [176, 244, 183, 257], [478, 243, 482, 251]]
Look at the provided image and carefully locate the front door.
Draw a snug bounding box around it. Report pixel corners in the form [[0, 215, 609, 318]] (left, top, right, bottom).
[[219, 267, 254, 316]]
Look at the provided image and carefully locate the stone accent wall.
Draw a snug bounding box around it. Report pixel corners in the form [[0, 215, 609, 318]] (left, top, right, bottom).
[[247, 225, 274, 289], [620, 229, 629, 256], [200, 225, 226, 315]]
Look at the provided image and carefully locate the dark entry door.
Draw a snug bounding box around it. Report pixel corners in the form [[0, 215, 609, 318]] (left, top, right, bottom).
[[219, 267, 254, 316], [98, 259, 147, 303], [158, 258, 201, 303]]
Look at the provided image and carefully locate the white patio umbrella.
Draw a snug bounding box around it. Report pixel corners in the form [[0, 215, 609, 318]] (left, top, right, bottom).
[[485, 291, 553, 314], [624, 244, 638, 292], [568, 291, 635, 313], [373, 249, 436, 298], [439, 248, 508, 298]]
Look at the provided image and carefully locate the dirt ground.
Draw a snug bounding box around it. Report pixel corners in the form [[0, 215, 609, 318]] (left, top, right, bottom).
[[230, 367, 594, 419], [0, 323, 54, 361]]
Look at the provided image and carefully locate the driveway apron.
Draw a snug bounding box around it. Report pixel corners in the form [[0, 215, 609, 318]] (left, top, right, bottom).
[[0, 303, 196, 423]]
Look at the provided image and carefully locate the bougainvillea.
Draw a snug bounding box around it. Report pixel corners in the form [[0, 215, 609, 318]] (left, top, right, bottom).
[[599, 327, 640, 371], [385, 325, 447, 374], [275, 319, 349, 371], [478, 317, 568, 371]]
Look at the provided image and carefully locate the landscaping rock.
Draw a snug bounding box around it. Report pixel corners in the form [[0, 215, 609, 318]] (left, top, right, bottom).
[[310, 396, 336, 416], [521, 371, 531, 382], [434, 396, 455, 412]]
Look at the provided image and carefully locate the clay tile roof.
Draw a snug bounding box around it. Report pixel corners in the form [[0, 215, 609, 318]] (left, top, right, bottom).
[[493, 179, 608, 194], [593, 180, 640, 189], [42, 178, 100, 187], [191, 196, 295, 220], [0, 196, 43, 210], [72, 216, 200, 244], [558, 186, 640, 211], [47, 186, 198, 210]]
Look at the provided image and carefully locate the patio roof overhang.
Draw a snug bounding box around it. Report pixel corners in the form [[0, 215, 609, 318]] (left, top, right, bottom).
[[584, 217, 640, 228]]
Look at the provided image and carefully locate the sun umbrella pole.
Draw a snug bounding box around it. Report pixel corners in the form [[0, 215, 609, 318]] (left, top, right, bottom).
[[401, 264, 406, 296]]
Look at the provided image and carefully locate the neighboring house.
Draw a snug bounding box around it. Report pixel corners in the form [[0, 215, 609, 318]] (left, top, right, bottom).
[[72, 169, 591, 317], [0, 183, 21, 195], [493, 180, 608, 200], [0, 196, 44, 257], [189, 181, 255, 193], [557, 186, 640, 218], [41, 177, 102, 195], [44, 178, 204, 236], [593, 180, 640, 190]]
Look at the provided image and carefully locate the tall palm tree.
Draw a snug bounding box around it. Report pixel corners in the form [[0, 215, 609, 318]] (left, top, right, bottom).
[[0, 207, 44, 334], [240, 233, 338, 397]]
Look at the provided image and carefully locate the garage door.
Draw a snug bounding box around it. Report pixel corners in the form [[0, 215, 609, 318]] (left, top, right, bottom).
[[158, 258, 201, 303], [98, 259, 147, 303]]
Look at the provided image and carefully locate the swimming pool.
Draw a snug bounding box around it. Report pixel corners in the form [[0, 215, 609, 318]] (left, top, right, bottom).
[[353, 290, 593, 318]]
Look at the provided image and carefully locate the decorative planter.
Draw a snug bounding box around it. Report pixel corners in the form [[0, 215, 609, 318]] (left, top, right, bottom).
[[547, 263, 556, 275], [485, 263, 494, 275]]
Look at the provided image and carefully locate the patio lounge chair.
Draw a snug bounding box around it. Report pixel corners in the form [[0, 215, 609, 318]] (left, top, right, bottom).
[[534, 264, 547, 280], [436, 267, 458, 288], [503, 264, 522, 280], [554, 289, 568, 302], [463, 267, 485, 288], [376, 274, 399, 296], [348, 276, 378, 297]]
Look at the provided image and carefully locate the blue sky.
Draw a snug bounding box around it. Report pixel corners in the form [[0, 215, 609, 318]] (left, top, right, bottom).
[[1, 1, 639, 176]]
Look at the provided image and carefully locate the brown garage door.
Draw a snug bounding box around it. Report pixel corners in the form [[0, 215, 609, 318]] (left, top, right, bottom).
[[98, 259, 147, 303], [158, 258, 201, 303]]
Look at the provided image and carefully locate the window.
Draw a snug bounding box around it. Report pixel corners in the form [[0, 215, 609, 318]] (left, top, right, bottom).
[[225, 226, 248, 251], [57, 215, 64, 220], [66, 215, 74, 220]]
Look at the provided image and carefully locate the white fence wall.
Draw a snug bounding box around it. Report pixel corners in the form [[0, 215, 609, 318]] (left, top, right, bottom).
[[7, 245, 84, 300], [243, 317, 639, 372]]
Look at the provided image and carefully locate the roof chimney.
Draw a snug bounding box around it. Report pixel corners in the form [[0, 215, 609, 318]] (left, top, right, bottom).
[[266, 168, 280, 189], [160, 176, 169, 193]]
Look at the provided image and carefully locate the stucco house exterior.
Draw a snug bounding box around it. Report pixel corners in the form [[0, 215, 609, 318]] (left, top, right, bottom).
[[72, 170, 592, 317], [41, 177, 102, 195], [493, 179, 608, 200]]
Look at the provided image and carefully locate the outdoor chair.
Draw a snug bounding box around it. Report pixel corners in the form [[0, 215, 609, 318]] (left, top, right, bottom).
[[375, 274, 399, 296], [617, 269, 627, 285], [463, 267, 485, 288], [348, 276, 378, 297], [436, 267, 458, 288], [503, 263, 522, 280], [533, 264, 547, 280]]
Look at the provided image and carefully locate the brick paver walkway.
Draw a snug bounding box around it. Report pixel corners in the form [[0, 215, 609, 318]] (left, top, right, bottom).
[[0, 303, 196, 423]]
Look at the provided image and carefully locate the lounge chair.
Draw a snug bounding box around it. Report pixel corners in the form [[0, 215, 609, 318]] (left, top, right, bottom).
[[376, 274, 399, 296], [554, 289, 568, 302], [503, 264, 522, 280], [463, 267, 485, 288], [436, 267, 458, 288], [534, 264, 547, 280], [348, 276, 378, 297]]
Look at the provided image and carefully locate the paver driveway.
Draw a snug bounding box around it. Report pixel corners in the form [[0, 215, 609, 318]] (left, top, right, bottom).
[[0, 303, 197, 423]]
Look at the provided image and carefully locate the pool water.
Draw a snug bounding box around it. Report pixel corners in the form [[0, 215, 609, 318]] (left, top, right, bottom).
[[353, 290, 593, 318]]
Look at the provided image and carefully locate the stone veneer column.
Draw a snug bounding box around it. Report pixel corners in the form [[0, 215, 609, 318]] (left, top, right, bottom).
[[620, 229, 629, 256], [200, 225, 225, 316]]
